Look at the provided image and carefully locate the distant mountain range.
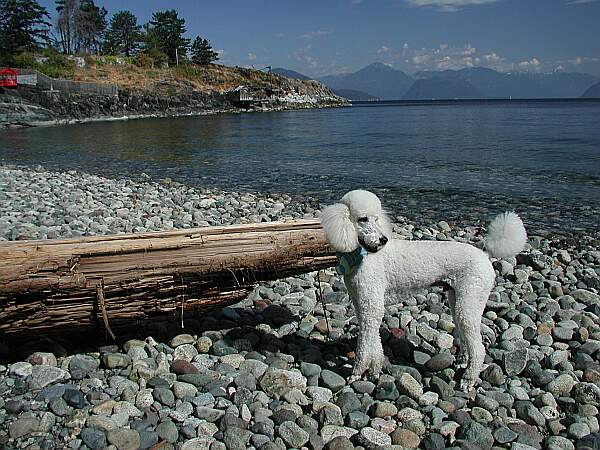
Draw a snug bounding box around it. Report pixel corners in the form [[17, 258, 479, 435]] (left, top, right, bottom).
[[404, 77, 483, 100], [274, 63, 599, 100], [273, 67, 378, 100], [272, 68, 311, 81], [320, 63, 413, 100], [581, 81, 600, 98], [412, 67, 598, 100], [331, 89, 379, 101]]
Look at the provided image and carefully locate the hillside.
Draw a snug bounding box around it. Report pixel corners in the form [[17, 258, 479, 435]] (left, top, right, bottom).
[[272, 67, 311, 80], [403, 77, 483, 100], [320, 62, 413, 100], [581, 81, 600, 98], [1, 56, 347, 128]]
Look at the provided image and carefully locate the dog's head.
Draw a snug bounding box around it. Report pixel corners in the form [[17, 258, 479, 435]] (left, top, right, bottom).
[[320, 190, 392, 253]]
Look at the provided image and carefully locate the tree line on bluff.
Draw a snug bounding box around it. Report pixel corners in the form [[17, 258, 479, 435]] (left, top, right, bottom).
[[0, 0, 219, 68]]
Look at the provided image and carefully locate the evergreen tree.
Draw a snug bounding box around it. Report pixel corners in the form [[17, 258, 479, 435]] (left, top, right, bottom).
[[103, 10, 142, 57], [190, 36, 219, 65], [148, 9, 190, 65], [73, 0, 106, 54], [0, 0, 51, 56]]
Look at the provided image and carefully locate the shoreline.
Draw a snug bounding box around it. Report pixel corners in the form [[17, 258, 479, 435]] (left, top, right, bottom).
[[1, 164, 600, 449], [0, 101, 348, 130], [0, 83, 348, 130]]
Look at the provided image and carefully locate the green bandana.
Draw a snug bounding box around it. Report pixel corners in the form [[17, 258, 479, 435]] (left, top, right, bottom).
[[336, 246, 367, 275]]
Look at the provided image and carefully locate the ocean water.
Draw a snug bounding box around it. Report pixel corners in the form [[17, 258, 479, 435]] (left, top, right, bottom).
[[2, 99, 600, 234]]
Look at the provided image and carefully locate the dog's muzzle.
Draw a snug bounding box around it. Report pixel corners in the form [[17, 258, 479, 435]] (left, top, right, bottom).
[[359, 235, 388, 253]]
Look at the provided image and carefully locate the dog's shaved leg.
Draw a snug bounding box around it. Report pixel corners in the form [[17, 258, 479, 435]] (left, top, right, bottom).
[[349, 283, 385, 383], [455, 291, 487, 392], [447, 290, 468, 369]]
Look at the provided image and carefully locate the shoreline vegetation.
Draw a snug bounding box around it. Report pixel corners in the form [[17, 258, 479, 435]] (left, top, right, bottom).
[[0, 59, 348, 129], [1, 164, 600, 449], [0, 0, 347, 129]]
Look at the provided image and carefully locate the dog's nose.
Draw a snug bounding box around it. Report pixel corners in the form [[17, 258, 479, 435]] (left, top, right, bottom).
[[380, 236, 388, 245]]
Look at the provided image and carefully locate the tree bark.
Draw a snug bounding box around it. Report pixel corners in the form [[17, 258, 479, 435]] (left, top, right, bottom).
[[0, 219, 335, 337]]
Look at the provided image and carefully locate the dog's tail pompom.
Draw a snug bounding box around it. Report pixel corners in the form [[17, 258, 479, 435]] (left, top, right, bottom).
[[484, 212, 527, 259], [320, 203, 359, 253]]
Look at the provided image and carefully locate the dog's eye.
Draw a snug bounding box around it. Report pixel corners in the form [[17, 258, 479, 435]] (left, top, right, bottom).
[[358, 217, 369, 223]]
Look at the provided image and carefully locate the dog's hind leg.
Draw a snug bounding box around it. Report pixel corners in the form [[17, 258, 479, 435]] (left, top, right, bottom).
[[453, 287, 488, 392], [348, 283, 386, 383], [447, 290, 467, 369]]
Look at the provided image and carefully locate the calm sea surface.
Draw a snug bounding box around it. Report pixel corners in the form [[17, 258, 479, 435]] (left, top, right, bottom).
[[2, 99, 600, 234]]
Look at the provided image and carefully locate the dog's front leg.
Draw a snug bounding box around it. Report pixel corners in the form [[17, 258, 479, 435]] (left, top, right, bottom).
[[349, 283, 385, 383]]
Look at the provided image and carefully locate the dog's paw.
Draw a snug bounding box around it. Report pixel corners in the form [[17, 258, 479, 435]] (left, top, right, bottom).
[[455, 352, 468, 369], [459, 369, 480, 393], [459, 378, 477, 393], [347, 373, 363, 384]]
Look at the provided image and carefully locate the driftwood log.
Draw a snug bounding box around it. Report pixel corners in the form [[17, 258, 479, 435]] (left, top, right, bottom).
[[0, 219, 336, 338]]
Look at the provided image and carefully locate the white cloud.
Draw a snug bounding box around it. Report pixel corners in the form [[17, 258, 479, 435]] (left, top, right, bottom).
[[299, 30, 332, 39], [409, 44, 491, 70], [405, 0, 499, 11], [377, 46, 392, 56], [412, 53, 432, 65], [567, 0, 599, 4], [517, 57, 541, 71], [570, 56, 599, 65], [247, 53, 257, 61], [293, 45, 318, 67], [483, 52, 502, 63]]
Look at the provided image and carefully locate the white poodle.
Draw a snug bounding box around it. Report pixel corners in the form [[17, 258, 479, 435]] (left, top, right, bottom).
[[320, 190, 527, 390]]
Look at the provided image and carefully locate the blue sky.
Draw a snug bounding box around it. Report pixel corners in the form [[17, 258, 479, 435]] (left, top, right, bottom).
[[39, 0, 600, 77]]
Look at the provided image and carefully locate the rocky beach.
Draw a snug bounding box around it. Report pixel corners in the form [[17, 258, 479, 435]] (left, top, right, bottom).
[[1, 164, 600, 450]]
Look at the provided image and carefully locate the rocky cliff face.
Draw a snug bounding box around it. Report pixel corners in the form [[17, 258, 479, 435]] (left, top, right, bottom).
[[0, 79, 346, 128]]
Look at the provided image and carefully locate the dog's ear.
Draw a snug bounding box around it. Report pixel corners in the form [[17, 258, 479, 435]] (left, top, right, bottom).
[[380, 209, 393, 237], [320, 203, 359, 253]]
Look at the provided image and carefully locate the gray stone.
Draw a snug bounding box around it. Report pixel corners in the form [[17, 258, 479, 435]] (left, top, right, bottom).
[[156, 420, 178, 443], [326, 436, 354, 450], [346, 411, 370, 429], [107, 428, 141, 450], [320, 369, 346, 392], [49, 396, 71, 416], [546, 374, 576, 396], [9, 415, 40, 439], [181, 436, 216, 450], [279, 420, 310, 448], [357, 427, 392, 448], [195, 407, 225, 422], [573, 382, 600, 406], [458, 420, 494, 450], [223, 426, 252, 449], [504, 348, 528, 376], [81, 427, 108, 449], [29, 365, 70, 389], [259, 367, 307, 397], [493, 426, 517, 444], [397, 373, 423, 399], [153, 387, 175, 407], [515, 401, 546, 427], [69, 354, 100, 379], [102, 353, 131, 369], [568, 422, 591, 439], [545, 436, 575, 450], [425, 352, 454, 371]]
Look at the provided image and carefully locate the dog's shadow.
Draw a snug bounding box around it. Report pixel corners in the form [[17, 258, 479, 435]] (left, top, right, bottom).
[[1, 289, 471, 400]]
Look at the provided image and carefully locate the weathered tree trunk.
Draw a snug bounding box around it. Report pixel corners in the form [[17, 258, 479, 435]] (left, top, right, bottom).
[[0, 219, 335, 337]]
